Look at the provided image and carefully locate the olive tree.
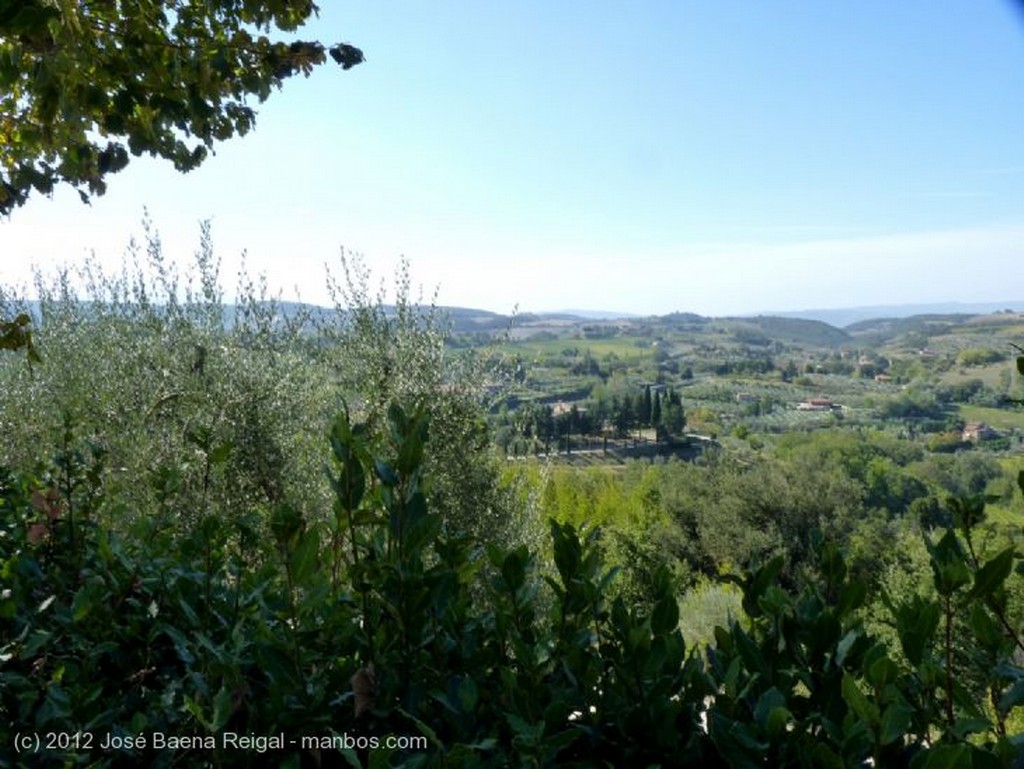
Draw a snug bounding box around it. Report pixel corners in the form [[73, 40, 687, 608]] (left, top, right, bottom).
[[321, 251, 534, 548]]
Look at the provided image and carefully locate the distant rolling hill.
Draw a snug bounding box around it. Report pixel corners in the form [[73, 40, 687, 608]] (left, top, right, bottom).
[[761, 301, 1024, 329], [550, 309, 640, 320], [724, 315, 852, 347], [12, 298, 1024, 345]]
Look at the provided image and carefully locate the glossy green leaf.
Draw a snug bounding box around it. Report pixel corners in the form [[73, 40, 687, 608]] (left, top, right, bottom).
[[893, 595, 941, 667], [919, 743, 971, 769], [650, 596, 679, 635], [867, 656, 899, 690], [879, 701, 913, 746], [968, 548, 1014, 600], [842, 673, 878, 725], [290, 527, 320, 584], [753, 686, 786, 730], [927, 529, 971, 596], [835, 627, 860, 668], [998, 679, 1024, 717], [374, 458, 398, 486]]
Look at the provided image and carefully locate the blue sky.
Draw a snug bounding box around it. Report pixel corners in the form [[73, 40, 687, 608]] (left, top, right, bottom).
[[2, 1, 1024, 316]]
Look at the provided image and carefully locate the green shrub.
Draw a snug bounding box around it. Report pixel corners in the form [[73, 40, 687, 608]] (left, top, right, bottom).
[[678, 578, 745, 649], [3, 404, 1024, 767], [957, 348, 1006, 367]]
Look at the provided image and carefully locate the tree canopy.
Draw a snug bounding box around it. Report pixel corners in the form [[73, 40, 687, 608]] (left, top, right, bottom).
[[0, 0, 363, 214]]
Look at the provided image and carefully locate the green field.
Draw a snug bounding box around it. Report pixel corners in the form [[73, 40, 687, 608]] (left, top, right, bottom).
[[938, 362, 1011, 388], [511, 336, 654, 363], [958, 403, 1024, 432]]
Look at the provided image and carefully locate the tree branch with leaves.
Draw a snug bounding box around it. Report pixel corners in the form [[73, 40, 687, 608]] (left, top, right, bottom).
[[0, 0, 363, 213], [0, 312, 40, 365]]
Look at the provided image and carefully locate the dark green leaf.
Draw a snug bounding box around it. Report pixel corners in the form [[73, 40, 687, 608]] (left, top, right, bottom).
[[894, 595, 940, 667], [968, 548, 1014, 600], [998, 679, 1024, 717], [879, 701, 913, 746], [374, 458, 397, 486], [835, 628, 860, 668], [209, 440, 232, 464], [841, 673, 878, 725], [867, 656, 899, 690], [753, 687, 786, 730], [290, 527, 320, 584], [920, 743, 971, 769], [650, 596, 679, 635], [927, 529, 971, 596]]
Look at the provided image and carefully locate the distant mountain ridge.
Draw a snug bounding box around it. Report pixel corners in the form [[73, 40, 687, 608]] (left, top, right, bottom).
[[758, 301, 1024, 329], [720, 315, 851, 346], [550, 308, 640, 320], [12, 299, 1024, 336]]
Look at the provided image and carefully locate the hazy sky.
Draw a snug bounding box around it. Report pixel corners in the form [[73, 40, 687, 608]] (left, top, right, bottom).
[[3, 1, 1024, 316]]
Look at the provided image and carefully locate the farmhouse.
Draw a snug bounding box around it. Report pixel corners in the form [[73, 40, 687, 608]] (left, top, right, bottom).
[[552, 401, 588, 418], [551, 401, 574, 417], [796, 397, 837, 412], [962, 422, 998, 442]]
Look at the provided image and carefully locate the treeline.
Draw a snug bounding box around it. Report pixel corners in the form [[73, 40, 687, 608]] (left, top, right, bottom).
[[493, 384, 686, 455], [516, 429, 1014, 603]]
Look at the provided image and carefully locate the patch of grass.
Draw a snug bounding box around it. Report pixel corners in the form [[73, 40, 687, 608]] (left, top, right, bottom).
[[511, 337, 651, 363], [937, 362, 1010, 389], [958, 404, 1024, 432]]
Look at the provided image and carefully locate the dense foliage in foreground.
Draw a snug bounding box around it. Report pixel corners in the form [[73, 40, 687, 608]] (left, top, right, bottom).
[[3, 403, 1024, 767], [3, 242, 1024, 766]]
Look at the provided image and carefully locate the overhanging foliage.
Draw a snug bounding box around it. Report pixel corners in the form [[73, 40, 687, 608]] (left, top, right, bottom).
[[0, 0, 363, 213]]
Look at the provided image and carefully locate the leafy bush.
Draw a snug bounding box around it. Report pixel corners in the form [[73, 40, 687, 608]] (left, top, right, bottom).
[[0, 223, 524, 550], [877, 389, 946, 421], [678, 578, 745, 649], [4, 401, 1024, 767], [957, 348, 1006, 367]]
